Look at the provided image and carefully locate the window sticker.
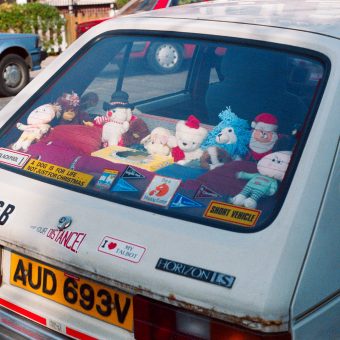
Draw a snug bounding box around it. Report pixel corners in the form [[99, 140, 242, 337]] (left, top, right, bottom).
[[204, 201, 261, 227], [141, 175, 181, 207], [111, 178, 138, 192], [122, 165, 145, 179], [0, 148, 30, 168], [24, 159, 93, 188], [95, 169, 119, 190], [194, 185, 221, 199], [170, 193, 204, 208]]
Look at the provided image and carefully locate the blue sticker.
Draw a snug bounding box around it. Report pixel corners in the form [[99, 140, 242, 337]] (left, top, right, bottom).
[[170, 193, 203, 208], [111, 179, 138, 192], [95, 169, 119, 190]]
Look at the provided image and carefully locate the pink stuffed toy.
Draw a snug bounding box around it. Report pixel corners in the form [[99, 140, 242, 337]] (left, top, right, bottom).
[[141, 127, 173, 156], [12, 103, 62, 151]]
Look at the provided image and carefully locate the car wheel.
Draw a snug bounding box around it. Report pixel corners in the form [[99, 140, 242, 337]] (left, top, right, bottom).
[[147, 43, 183, 74], [0, 54, 30, 97]]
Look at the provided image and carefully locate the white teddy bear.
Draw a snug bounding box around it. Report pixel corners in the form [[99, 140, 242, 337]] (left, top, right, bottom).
[[170, 115, 208, 165], [12, 103, 61, 151], [99, 91, 133, 147], [141, 127, 173, 156]]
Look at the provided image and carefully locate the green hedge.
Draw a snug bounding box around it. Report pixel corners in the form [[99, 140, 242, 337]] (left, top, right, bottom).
[[0, 3, 65, 52]]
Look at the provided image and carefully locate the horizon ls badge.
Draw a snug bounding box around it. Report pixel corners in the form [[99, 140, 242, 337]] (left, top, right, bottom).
[[155, 258, 235, 289]]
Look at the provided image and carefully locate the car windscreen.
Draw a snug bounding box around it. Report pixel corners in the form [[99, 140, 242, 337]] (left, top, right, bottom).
[[0, 34, 327, 232]]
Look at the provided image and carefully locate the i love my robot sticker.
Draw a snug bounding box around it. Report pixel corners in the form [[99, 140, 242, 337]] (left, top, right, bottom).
[[141, 175, 181, 207]]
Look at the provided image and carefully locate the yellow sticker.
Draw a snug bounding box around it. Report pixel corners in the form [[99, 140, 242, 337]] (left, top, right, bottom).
[[24, 159, 93, 188], [204, 201, 261, 227]]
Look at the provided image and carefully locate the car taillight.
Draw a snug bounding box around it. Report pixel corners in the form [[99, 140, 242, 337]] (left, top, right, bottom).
[[0, 247, 2, 287], [133, 295, 291, 340]]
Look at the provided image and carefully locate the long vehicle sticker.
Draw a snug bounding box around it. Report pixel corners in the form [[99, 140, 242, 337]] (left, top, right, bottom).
[[0, 148, 30, 168], [24, 159, 93, 188], [204, 201, 261, 227]]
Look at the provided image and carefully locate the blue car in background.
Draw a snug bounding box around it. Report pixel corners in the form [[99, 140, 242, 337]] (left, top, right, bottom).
[[0, 33, 47, 97]]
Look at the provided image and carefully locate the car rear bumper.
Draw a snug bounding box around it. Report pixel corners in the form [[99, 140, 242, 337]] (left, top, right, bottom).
[[0, 307, 68, 340]]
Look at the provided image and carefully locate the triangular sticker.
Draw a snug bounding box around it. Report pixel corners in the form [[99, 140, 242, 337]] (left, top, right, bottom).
[[170, 193, 203, 208], [122, 166, 145, 179], [195, 185, 221, 199], [111, 179, 138, 192]]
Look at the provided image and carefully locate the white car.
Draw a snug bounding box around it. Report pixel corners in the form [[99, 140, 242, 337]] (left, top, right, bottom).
[[0, 1, 339, 339]]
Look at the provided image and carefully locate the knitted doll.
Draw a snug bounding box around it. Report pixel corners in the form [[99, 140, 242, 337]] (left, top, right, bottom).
[[231, 151, 292, 209]]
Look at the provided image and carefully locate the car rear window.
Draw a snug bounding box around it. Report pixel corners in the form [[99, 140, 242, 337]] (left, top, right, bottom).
[[0, 34, 327, 232]]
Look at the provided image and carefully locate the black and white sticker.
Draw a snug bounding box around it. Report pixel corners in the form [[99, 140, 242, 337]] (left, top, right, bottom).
[[155, 258, 235, 289]]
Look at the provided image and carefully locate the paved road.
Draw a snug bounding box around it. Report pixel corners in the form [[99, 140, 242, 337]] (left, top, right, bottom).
[[0, 56, 56, 111]]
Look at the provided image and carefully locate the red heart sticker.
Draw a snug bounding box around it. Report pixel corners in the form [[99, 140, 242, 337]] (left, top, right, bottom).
[[108, 242, 117, 250]]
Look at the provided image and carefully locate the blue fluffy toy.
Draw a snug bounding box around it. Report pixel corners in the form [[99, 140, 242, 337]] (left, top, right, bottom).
[[200, 107, 251, 169]]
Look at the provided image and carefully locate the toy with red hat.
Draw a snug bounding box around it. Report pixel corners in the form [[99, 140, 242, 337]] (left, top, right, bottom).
[[170, 115, 208, 165], [248, 112, 279, 161]]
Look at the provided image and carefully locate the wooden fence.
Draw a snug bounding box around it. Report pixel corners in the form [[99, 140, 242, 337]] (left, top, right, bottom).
[[64, 11, 111, 44]]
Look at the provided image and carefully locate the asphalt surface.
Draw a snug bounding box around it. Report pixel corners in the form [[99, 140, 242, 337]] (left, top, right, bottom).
[[0, 56, 56, 111]]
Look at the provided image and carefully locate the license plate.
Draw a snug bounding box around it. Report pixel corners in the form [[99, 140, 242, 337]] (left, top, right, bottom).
[[10, 253, 133, 331]]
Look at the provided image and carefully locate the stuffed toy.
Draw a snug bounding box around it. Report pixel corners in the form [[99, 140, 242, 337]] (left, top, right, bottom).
[[200, 107, 251, 169], [170, 115, 208, 165], [56, 91, 90, 125], [247, 112, 280, 161], [79, 92, 105, 120], [141, 127, 173, 156], [231, 151, 292, 209], [12, 103, 62, 151], [99, 91, 134, 147], [38, 124, 102, 155], [200, 147, 231, 170], [121, 117, 150, 147]]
